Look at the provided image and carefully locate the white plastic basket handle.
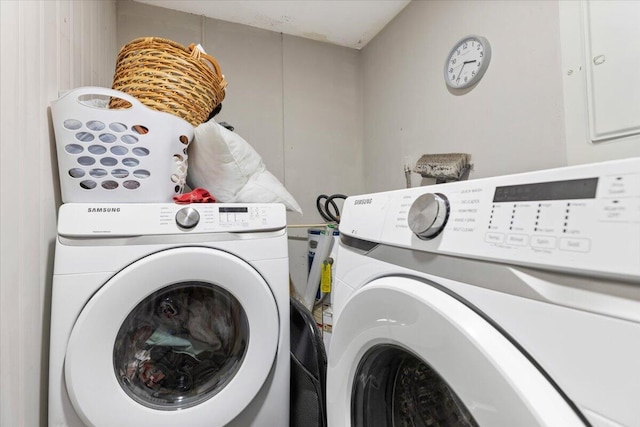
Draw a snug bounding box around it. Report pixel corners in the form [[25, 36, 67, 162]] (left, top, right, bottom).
[[61, 86, 143, 110]]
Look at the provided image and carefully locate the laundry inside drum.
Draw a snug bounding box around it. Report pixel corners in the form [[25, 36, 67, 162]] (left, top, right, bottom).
[[113, 282, 249, 410], [352, 344, 478, 427]]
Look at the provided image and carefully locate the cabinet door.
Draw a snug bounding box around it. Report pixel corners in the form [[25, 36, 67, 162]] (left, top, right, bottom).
[[585, 1, 640, 142]]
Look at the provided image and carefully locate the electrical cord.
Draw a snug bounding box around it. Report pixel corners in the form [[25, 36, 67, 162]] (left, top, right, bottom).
[[316, 194, 347, 223]]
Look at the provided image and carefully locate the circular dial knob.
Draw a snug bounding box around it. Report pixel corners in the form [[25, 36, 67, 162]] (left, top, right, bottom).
[[175, 207, 200, 229], [408, 193, 449, 239]]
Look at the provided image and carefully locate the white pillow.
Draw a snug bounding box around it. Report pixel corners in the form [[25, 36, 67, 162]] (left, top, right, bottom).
[[187, 119, 303, 214]]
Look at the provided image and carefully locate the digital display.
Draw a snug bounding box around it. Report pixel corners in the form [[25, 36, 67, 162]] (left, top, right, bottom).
[[219, 207, 248, 213], [493, 178, 598, 203]]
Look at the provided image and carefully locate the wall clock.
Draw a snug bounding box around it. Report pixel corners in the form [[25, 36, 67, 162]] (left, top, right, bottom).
[[444, 35, 492, 89]]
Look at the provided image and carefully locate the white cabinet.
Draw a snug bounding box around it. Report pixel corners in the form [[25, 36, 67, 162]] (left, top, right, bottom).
[[560, 0, 640, 165], [584, 1, 640, 142]]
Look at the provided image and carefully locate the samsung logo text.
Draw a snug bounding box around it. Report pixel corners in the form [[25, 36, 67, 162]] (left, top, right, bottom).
[[87, 207, 121, 213]]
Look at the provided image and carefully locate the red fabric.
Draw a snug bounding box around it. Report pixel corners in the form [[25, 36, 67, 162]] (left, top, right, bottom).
[[173, 188, 216, 204]]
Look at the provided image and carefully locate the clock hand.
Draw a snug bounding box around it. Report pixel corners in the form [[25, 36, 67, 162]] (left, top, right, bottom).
[[456, 62, 467, 83], [454, 60, 478, 84]]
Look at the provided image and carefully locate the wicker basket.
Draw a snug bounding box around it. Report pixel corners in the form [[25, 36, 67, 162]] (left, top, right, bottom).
[[110, 37, 227, 126]]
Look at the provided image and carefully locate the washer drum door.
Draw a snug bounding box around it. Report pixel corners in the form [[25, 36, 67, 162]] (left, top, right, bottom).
[[327, 276, 588, 427], [65, 247, 279, 427]]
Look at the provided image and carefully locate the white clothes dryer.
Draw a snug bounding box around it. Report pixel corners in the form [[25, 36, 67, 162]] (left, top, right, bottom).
[[49, 203, 290, 427], [328, 158, 640, 427]]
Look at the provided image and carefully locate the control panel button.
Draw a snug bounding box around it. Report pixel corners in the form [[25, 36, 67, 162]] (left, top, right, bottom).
[[559, 237, 591, 253], [485, 232, 505, 244], [531, 236, 557, 249], [175, 207, 200, 230], [408, 193, 449, 239], [506, 234, 529, 246]]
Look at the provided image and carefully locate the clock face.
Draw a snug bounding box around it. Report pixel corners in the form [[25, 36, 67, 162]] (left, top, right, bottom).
[[444, 36, 491, 89]]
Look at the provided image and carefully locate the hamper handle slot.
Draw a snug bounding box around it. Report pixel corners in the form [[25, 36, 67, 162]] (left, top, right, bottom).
[[71, 86, 142, 110]]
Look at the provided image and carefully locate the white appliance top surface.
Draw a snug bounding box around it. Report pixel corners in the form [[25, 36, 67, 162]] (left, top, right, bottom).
[[339, 157, 640, 281], [57, 203, 287, 237]]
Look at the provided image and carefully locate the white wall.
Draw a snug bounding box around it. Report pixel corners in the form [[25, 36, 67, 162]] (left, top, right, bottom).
[[116, 0, 364, 292], [0, 2, 117, 425], [281, 35, 363, 293], [362, 0, 568, 192]]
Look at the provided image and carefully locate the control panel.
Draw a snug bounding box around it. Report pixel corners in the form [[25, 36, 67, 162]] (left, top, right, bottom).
[[58, 203, 286, 237], [340, 158, 640, 280]]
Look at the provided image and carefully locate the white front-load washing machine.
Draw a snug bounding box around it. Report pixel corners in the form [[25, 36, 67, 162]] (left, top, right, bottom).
[[328, 158, 640, 427], [49, 203, 290, 427]]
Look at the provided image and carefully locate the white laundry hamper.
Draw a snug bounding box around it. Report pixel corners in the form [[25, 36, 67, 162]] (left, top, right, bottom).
[[51, 87, 194, 203]]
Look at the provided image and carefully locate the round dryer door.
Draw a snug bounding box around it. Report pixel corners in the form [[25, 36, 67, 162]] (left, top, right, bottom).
[[65, 247, 279, 427], [327, 276, 588, 427]]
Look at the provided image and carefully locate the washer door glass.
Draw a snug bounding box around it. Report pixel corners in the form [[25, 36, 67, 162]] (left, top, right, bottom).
[[113, 281, 248, 410], [64, 247, 280, 427], [352, 344, 478, 427]]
